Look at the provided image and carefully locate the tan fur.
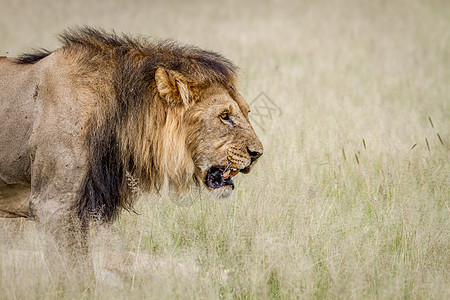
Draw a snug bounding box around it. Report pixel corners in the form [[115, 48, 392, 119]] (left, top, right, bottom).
[[0, 28, 262, 279]]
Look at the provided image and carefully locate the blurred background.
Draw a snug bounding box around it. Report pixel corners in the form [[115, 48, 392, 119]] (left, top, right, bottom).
[[1, 0, 449, 298]]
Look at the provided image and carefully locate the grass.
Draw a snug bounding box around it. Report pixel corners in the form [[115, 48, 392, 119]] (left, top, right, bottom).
[[1, 0, 449, 298]]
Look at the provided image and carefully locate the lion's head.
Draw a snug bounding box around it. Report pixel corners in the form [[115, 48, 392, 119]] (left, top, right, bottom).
[[154, 69, 263, 198], [40, 28, 264, 220]]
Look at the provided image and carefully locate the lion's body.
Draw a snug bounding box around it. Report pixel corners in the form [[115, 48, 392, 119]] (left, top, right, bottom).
[[0, 53, 87, 219], [0, 28, 262, 281], [0, 58, 34, 217]]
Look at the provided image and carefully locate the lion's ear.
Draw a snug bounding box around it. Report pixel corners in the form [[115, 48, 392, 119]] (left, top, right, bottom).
[[155, 67, 190, 107]]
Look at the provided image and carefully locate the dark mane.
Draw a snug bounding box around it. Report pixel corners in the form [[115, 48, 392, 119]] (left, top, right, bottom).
[[15, 27, 238, 84], [60, 27, 238, 85], [16, 48, 52, 64], [57, 27, 238, 222]]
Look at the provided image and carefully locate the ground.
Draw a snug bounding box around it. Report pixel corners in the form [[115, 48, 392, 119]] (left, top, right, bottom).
[[0, 0, 449, 298]]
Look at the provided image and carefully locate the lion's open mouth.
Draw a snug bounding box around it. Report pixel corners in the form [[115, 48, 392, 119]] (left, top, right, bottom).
[[205, 166, 241, 189]]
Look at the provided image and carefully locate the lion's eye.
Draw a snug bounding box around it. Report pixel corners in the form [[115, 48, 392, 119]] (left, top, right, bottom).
[[220, 112, 230, 121]]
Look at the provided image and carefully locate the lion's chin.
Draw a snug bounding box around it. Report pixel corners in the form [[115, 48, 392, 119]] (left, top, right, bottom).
[[207, 185, 234, 199]]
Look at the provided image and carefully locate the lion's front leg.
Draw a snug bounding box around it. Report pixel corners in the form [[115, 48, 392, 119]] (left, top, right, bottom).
[[30, 193, 93, 289], [29, 137, 92, 288]]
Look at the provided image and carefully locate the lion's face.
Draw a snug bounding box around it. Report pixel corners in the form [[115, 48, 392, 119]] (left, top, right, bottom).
[[185, 84, 263, 198]]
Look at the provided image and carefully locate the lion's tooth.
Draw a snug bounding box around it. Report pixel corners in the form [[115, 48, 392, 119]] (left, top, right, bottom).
[[223, 170, 231, 178], [230, 170, 240, 177]]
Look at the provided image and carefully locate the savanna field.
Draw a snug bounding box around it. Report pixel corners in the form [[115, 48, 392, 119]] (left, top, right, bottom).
[[0, 0, 449, 298]]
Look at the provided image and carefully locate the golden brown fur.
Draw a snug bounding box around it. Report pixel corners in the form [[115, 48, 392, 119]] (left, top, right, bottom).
[[0, 28, 262, 268], [48, 28, 263, 221]]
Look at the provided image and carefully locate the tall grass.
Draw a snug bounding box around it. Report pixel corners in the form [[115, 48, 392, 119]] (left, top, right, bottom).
[[1, 0, 449, 298]]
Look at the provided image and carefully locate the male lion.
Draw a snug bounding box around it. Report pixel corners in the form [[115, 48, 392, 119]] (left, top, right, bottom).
[[0, 28, 262, 277]]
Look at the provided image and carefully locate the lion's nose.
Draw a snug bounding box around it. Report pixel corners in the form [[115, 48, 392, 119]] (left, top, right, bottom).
[[247, 147, 262, 162]]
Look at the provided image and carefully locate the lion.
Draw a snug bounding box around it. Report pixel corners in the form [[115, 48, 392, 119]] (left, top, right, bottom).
[[0, 27, 262, 278]]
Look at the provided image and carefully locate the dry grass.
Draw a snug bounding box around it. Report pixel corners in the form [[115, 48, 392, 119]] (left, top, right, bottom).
[[1, 0, 449, 298]]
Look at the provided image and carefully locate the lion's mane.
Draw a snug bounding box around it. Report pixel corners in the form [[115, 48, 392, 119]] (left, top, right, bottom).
[[18, 27, 238, 221]]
